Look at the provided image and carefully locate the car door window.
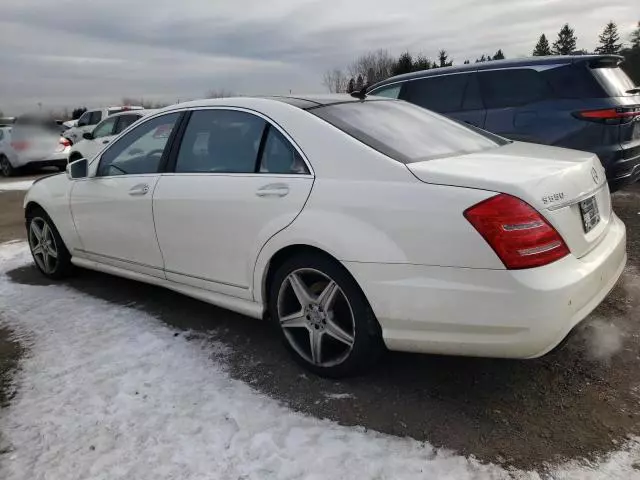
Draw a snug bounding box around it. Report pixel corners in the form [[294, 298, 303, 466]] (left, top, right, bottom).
[[92, 117, 117, 138], [114, 114, 142, 135], [259, 127, 309, 174], [370, 85, 401, 99], [97, 112, 180, 177], [461, 74, 484, 111], [403, 74, 469, 113], [478, 69, 553, 108], [77, 112, 91, 127], [89, 111, 102, 125], [175, 110, 265, 173]]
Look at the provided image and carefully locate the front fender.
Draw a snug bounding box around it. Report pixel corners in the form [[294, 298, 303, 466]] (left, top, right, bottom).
[[24, 174, 81, 252]]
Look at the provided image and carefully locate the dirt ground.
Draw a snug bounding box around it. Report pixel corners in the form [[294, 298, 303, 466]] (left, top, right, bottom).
[[1, 175, 639, 471]]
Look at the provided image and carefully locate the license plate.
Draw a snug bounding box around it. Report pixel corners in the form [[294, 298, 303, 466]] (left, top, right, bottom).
[[579, 195, 600, 233]]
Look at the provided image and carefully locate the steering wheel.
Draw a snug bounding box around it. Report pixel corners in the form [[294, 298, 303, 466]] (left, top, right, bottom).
[[146, 149, 165, 160]]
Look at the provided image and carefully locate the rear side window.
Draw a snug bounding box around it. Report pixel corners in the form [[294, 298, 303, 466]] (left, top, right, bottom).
[[402, 74, 469, 113], [259, 127, 308, 174], [541, 64, 605, 99], [310, 100, 505, 164], [478, 69, 552, 108], [175, 110, 265, 173], [590, 65, 637, 97]]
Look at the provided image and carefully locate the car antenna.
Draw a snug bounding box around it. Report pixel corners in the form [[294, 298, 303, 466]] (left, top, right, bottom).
[[350, 84, 368, 100]]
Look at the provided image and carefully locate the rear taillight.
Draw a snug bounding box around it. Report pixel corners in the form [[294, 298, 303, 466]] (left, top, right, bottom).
[[573, 106, 640, 124], [464, 194, 570, 270], [59, 137, 71, 147], [11, 140, 29, 151]]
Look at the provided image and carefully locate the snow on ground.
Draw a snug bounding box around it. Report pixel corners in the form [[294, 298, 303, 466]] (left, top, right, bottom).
[[0, 180, 34, 192], [0, 241, 638, 480]]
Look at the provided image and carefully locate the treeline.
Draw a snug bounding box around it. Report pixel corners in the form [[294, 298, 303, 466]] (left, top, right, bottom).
[[325, 21, 640, 93]]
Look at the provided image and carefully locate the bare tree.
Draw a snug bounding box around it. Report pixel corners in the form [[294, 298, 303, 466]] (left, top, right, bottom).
[[322, 68, 349, 93], [347, 49, 395, 85], [205, 89, 235, 99]]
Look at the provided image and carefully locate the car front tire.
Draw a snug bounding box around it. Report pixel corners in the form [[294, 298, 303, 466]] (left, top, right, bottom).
[[269, 252, 384, 378], [0, 156, 14, 177], [26, 207, 73, 279]]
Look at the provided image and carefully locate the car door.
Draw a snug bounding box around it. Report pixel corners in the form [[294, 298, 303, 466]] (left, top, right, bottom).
[[70, 112, 182, 278], [478, 68, 553, 142], [400, 72, 486, 128], [153, 108, 314, 299]]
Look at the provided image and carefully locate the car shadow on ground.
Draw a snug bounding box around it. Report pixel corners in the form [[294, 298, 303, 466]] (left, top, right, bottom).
[[8, 260, 640, 471]]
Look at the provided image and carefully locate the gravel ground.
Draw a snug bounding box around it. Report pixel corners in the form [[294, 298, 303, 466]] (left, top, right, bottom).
[[1, 175, 639, 471]]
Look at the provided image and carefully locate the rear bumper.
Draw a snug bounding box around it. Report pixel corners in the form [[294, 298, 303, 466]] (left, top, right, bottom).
[[13, 150, 69, 169], [595, 140, 640, 192], [344, 214, 627, 359]]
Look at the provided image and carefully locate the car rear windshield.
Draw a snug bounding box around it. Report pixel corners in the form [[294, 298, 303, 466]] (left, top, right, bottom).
[[310, 100, 506, 164], [590, 64, 638, 97]]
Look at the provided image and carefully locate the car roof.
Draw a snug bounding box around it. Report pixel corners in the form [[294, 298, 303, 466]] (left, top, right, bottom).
[[157, 95, 388, 114], [106, 109, 156, 119], [368, 54, 624, 91]]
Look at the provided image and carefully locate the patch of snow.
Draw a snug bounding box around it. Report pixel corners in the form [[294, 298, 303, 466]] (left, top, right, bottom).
[[323, 392, 355, 400], [0, 179, 33, 192], [0, 241, 639, 480]]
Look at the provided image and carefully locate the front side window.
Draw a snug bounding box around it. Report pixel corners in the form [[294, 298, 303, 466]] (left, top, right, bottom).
[[114, 114, 142, 134], [97, 113, 180, 176], [311, 99, 504, 164], [259, 127, 308, 174], [402, 74, 469, 113], [77, 112, 91, 127], [92, 117, 117, 138], [88, 111, 103, 125], [370, 85, 401, 99], [478, 69, 552, 108], [175, 110, 265, 173]]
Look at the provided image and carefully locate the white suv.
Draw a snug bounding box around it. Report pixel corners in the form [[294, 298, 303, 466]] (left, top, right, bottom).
[[63, 106, 143, 144], [68, 109, 155, 162]]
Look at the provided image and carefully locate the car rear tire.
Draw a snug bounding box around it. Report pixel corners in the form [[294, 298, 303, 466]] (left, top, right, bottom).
[[26, 207, 73, 279], [269, 253, 384, 378], [0, 156, 14, 177]]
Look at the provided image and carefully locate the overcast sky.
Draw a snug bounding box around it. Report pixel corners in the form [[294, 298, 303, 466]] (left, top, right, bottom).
[[0, 0, 636, 115]]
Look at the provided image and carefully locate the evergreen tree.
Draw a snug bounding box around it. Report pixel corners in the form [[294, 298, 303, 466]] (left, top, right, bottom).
[[431, 61, 438, 69], [493, 49, 505, 60], [412, 55, 431, 71], [631, 21, 640, 49], [438, 50, 452, 67], [475, 54, 487, 63], [595, 21, 622, 54], [463, 59, 470, 64], [355, 74, 364, 91], [346, 78, 355, 94], [392, 52, 414, 75], [532, 34, 552, 56], [552, 24, 578, 55]]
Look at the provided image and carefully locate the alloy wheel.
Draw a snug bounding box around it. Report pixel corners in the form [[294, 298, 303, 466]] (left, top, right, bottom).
[[29, 217, 59, 274], [277, 268, 356, 367]]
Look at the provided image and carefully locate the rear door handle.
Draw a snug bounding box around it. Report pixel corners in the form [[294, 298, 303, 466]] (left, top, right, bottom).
[[129, 183, 149, 196], [256, 183, 289, 198], [102, 139, 110, 144]]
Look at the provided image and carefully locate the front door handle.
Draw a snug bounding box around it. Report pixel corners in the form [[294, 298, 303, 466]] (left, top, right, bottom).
[[256, 183, 289, 198], [129, 183, 149, 196], [102, 139, 110, 144]]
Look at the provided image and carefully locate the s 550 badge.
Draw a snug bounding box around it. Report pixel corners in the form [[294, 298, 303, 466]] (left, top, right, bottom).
[[542, 192, 565, 205]]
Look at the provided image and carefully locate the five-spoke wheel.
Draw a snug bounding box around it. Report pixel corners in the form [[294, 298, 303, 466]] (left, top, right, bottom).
[[26, 208, 72, 278], [270, 253, 383, 377]]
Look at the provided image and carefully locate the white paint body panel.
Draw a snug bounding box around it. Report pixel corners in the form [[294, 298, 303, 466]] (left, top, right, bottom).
[[23, 96, 627, 360]]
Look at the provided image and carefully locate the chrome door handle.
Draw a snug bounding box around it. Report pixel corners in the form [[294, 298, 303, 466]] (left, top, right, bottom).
[[102, 139, 109, 144], [129, 183, 149, 196], [256, 183, 289, 198]]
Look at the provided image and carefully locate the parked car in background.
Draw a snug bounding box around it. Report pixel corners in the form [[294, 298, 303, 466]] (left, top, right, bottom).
[[68, 109, 156, 162], [24, 95, 625, 377], [368, 54, 640, 191], [0, 115, 70, 176], [63, 105, 144, 144]]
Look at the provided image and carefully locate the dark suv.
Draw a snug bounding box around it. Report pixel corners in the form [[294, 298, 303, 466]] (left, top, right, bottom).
[[368, 55, 640, 191]]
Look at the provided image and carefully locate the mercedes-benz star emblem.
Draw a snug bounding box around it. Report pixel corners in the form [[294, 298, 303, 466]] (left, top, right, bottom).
[[591, 167, 600, 184]]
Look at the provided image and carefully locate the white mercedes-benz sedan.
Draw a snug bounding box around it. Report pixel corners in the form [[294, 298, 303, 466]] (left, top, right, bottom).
[[24, 95, 627, 377]]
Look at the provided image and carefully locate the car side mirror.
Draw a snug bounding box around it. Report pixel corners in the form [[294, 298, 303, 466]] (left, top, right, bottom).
[[66, 158, 88, 180], [83, 132, 94, 140]]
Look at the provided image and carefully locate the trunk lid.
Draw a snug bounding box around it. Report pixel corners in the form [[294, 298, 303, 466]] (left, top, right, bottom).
[[407, 141, 611, 259]]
